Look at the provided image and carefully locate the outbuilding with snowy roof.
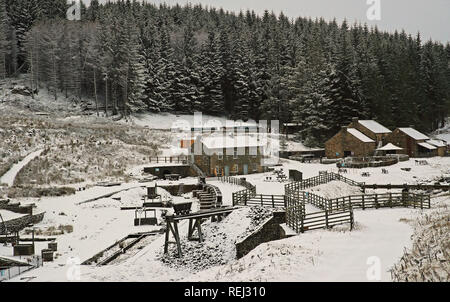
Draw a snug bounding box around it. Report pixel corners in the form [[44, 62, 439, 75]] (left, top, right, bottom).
[[347, 117, 392, 145], [384, 127, 440, 157], [325, 126, 377, 159]]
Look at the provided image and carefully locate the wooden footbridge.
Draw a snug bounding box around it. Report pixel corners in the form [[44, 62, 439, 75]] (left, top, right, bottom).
[[164, 207, 236, 257]]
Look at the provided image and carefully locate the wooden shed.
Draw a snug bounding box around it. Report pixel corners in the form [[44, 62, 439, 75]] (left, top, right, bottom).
[[426, 139, 447, 156]]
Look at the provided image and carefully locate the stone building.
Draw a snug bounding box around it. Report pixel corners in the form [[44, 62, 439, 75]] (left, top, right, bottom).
[[347, 118, 392, 146], [325, 126, 377, 159], [190, 135, 265, 176], [384, 127, 436, 157]]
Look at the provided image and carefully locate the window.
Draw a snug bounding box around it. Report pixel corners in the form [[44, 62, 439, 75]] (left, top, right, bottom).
[[218, 151, 223, 160], [253, 163, 258, 172], [233, 164, 239, 172], [233, 148, 238, 159]]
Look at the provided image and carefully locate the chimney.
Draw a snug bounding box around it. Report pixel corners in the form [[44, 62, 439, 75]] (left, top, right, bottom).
[[341, 126, 348, 132], [409, 125, 415, 129], [352, 117, 358, 123]]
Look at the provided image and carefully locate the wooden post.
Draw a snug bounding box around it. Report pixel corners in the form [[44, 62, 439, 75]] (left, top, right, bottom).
[[362, 195, 365, 210], [272, 195, 275, 208], [173, 221, 182, 257], [164, 220, 171, 253], [325, 210, 329, 229], [420, 195, 423, 210], [188, 219, 193, 239], [261, 195, 263, 206], [350, 209, 354, 231], [196, 219, 203, 243], [375, 194, 379, 209]]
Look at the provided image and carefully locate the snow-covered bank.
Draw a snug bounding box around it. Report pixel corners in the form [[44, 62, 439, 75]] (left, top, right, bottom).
[[0, 149, 44, 186], [185, 207, 425, 282]]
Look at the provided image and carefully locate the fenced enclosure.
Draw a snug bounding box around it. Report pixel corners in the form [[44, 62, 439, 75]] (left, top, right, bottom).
[[285, 187, 353, 233], [284, 172, 363, 192], [297, 190, 431, 212]]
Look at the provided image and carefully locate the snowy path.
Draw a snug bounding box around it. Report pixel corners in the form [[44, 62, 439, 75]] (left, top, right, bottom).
[[0, 149, 44, 186]]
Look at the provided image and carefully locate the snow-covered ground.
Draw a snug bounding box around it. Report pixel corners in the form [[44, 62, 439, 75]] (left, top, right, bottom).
[[4, 155, 448, 282], [0, 209, 27, 221], [186, 206, 422, 282], [1, 89, 449, 282]]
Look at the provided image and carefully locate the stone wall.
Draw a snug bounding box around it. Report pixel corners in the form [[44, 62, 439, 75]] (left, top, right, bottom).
[[143, 165, 196, 179], [235, 211, 287, 259], [0, 212, 45, 235]]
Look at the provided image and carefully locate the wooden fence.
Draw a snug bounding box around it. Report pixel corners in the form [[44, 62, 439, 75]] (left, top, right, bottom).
[[298, 191, 431, 212], [285, 172, 363, 192], [330, 193, 431, 211], [289, 209, 354, 233], [215, 176, 256, 191]]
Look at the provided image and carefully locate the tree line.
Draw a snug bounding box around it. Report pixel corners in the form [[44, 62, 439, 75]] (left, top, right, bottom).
[[1, 0, 449, 146]]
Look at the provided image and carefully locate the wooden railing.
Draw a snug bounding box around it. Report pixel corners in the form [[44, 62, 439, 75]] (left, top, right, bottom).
[[239, 194, 287, 208], [232, 188, 257, 206], [148, 156, 189, 164]]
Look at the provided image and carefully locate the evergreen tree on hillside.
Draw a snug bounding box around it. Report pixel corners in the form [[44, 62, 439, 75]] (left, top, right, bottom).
[[6, 1, 448, 134], [0, 0, 9, 78], [200, 30, 225, 115]]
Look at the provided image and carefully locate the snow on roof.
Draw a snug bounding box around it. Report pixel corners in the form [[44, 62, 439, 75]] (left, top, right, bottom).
[[427, 139, 446, 148], [376, 143, 403, 151], [346, 128, 375, 143], [418, 142, 437, 150], [201, 135, 265, 150], [398, 128, 429, 140], [358, 120, 391, 134]]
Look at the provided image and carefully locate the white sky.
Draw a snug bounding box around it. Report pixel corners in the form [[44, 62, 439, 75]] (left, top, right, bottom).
[[86, 0, 450, 43]]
